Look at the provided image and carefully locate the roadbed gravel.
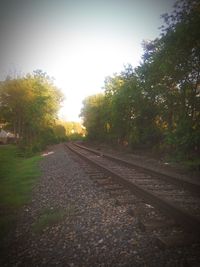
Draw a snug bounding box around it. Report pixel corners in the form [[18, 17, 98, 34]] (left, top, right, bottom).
[[1, 143, 199, 266]]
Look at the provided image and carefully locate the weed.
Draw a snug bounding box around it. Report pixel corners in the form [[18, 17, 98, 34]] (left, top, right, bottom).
[[32, 206, 76, 233], [0, 145, 41, 241]]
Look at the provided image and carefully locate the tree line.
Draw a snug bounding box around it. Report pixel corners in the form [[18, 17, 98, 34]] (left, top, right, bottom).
[[0, 70, 85, 154], [0, 70, 64, 152], [81, 0, 200, 161]]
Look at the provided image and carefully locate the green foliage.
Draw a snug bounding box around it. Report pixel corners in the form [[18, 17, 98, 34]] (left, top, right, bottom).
[[0, 70, 64, 152], [68, 133, 85, 141], [55, 120, 85, 140], [80, 94, 109, 141], [81, 0, 200, 162], [0, 145, 41, 240], [66, 121, 84, 136], [32, 207, 75, 233], [53, 124, 66, 140]]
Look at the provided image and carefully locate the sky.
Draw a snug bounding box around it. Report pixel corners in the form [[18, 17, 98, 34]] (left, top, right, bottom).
[[0, 0, 176, 122]]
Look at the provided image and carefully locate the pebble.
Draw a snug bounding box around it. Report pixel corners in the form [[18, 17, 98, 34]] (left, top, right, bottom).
[[1, 144, 200, 267]]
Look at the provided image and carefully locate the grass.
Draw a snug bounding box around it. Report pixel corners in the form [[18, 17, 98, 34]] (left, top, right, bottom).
[[182, 158, 200, 171], [0, 145, 41, 241], [32, 208, 65, 233], [32, 206, 76, 233], [165, 151, 200, 172]]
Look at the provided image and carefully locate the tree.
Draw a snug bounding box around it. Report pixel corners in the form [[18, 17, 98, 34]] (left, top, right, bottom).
[[80, 94, 109, 141], [80, 0, 200, 160], [140, 0, 200, 156], [0, 70, 63, 151]]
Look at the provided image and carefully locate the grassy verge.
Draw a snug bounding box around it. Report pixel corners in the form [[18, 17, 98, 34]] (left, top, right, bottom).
[[182, 158, 200, 171], [32, 206, 76, 233], [0, 145, 41, 241], [32, 208, 65, 233]]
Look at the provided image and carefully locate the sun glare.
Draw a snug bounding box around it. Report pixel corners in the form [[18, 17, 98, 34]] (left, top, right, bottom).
[[42, 151, 55, 157], [52, 36, 137, 121]]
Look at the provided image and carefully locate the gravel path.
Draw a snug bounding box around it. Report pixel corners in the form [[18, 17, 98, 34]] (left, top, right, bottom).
[[1, 144, 199, 266]]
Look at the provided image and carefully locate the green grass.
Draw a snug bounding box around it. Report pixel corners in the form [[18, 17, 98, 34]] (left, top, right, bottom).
[[32, 208, 65, 233], [182, 158, 200, 171], [165, 152, 200, 172], [0, 145, 41, 241], [32, 206, 76, 233]]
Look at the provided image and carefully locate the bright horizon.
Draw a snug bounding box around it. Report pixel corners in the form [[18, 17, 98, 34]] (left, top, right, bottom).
[[0, 0, 175, 122]]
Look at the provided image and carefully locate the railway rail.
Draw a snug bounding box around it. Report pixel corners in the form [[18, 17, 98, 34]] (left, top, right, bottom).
[[66, 142, 200, 247]]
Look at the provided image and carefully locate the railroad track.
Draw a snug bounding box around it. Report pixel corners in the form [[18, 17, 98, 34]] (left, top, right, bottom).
[[66, 142, 200, 247]]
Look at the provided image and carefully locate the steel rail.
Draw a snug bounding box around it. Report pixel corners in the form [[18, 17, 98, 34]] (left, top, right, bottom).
[[66, 142, 200, 237], [74, 142, 200, 195]]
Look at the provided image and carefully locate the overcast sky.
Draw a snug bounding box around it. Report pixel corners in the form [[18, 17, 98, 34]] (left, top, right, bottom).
[[0, 0, 176, 121]]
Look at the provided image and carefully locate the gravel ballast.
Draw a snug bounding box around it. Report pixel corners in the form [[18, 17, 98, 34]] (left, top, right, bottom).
[[1, 144, 200, 266]]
